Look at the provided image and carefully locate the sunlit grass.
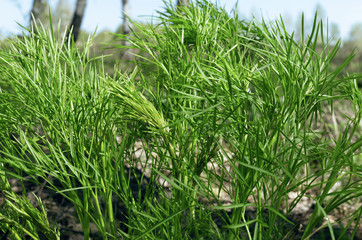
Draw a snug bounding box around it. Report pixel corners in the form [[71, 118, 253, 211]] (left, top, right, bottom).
[[0, 1, 361, 239]]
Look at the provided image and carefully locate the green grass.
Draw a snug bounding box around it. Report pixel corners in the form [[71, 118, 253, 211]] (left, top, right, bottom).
[[0, 1, 361, 239]]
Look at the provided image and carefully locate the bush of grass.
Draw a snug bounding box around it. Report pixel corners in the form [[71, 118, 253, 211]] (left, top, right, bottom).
[[0, 1, 361, 239]]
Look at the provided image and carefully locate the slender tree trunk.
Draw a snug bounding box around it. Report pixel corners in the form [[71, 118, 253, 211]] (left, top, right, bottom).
[[122, 0, 131, 36], [177, 0, 190, 7], [68, 0, 87, 43], [121, 0, 132, 60], [30, 0, 48, 31]]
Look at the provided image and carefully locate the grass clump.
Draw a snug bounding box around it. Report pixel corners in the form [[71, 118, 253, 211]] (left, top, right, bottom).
[[1, 0, 361, 239]]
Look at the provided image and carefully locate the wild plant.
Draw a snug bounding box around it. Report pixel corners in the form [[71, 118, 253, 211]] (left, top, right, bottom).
[[0, 1, 361, 239]]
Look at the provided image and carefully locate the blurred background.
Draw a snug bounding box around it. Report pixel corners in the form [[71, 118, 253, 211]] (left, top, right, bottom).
[[1, 0, 362, 40], [1, 0, 362, 84]]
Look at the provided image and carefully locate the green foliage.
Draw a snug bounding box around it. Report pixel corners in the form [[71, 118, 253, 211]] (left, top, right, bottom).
[[0, 1, 361, 239]]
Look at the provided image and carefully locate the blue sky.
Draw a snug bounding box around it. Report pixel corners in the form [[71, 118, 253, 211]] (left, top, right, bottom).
[[0, 0, 361, 40]]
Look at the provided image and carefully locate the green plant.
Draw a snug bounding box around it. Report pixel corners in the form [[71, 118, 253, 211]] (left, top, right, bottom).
[[0, 20, 125, 239], [112, 1, 362, 238], [0, 0, 361, 239]]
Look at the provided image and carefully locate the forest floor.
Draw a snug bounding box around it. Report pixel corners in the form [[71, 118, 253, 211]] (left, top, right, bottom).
[[5, 168, 362, 239], [4, 133, 362, 240]]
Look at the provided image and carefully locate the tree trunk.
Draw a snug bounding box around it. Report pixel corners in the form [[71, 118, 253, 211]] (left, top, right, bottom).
[[30, 0, 49, 31], [121, 0, 132, 60], [122, 0, 131, 36], [177, 0, 190, 7], [68, 0, 87, 43]]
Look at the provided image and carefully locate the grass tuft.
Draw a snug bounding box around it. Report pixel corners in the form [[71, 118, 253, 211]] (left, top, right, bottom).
[[0, 0, 361, 239]]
